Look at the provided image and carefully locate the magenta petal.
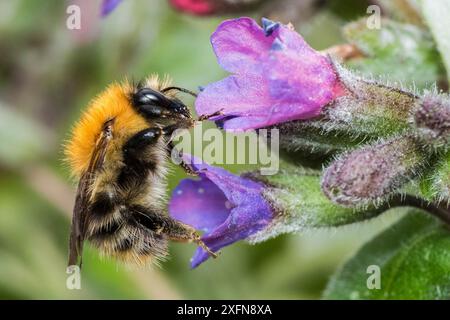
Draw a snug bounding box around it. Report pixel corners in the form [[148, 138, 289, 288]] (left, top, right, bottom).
[[219, 115, 270, 131], [169, 0, 215, 15], [196, 64, 330, 130], [196, 75, 271, 122], [211, 17, 276, 74], [169, 178, 229, 232], [268, 49, 337, 109], [274, 24, 310, 52], [221, 106, 322, 131]]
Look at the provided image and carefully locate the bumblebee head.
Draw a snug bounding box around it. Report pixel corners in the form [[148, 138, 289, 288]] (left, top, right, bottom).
[[132, 86, 193, 121], [65, 75, 195, 177]]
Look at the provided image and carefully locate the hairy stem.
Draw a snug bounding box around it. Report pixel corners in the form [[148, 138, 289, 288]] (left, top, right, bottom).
[[390, 194, 450, 226]]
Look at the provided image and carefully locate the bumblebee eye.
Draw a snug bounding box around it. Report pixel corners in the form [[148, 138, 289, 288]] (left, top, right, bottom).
[[133, 88, 168, 107], [132, 87, 191, 120]]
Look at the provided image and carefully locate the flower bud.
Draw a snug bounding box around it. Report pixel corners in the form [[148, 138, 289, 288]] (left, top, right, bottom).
[[322, 66, 418, 138], [413, 93, 450, 149], [321, 135, 426, 207], [419, 150, 450, 204]]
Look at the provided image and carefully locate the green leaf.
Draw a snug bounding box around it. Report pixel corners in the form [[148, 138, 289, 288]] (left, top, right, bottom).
[[323, 209, 450, 299], [421, 0, 450, 83], [343, 18, 445, 89]]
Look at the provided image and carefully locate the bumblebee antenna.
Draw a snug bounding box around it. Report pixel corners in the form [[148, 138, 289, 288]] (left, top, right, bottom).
[[161, 86, 198, 98]]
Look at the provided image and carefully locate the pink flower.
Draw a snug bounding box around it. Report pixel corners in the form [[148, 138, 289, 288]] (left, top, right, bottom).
[[196, 17, 346, 131], [169, 0, 266, 16], [169, 0, 215, 15]]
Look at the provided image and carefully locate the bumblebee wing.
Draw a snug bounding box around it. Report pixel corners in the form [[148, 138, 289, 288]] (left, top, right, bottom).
[[68, 173, 90, 266], [68, 124, 112, 267]]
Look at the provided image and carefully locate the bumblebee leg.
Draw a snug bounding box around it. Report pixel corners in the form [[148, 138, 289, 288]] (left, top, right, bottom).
[[164, 221, 218, 258], [162, 122, 197, 176], [167, 141, 197, 176], [130, 205, 218, 258], [197, 109, 224, 122], [161, 119, 194, 137]]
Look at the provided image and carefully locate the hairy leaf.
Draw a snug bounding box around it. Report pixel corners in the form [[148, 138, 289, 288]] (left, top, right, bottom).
[[344, 18, 445, 89]]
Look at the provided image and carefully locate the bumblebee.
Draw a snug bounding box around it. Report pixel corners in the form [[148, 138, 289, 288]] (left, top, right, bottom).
[[65, 75, 216, 267]]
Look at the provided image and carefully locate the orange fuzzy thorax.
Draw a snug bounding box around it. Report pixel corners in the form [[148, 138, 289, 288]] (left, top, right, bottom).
[[65, 81, 148, 177]]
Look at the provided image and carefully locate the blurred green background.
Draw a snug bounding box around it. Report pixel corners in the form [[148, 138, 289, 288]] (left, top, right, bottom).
[[0, 0, 409, 299]]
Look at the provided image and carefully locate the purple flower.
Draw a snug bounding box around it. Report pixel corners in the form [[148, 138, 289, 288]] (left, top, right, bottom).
[[100, 0, 123, 16], [169, 155, 273, 268], [195, 17, 346, 131]]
